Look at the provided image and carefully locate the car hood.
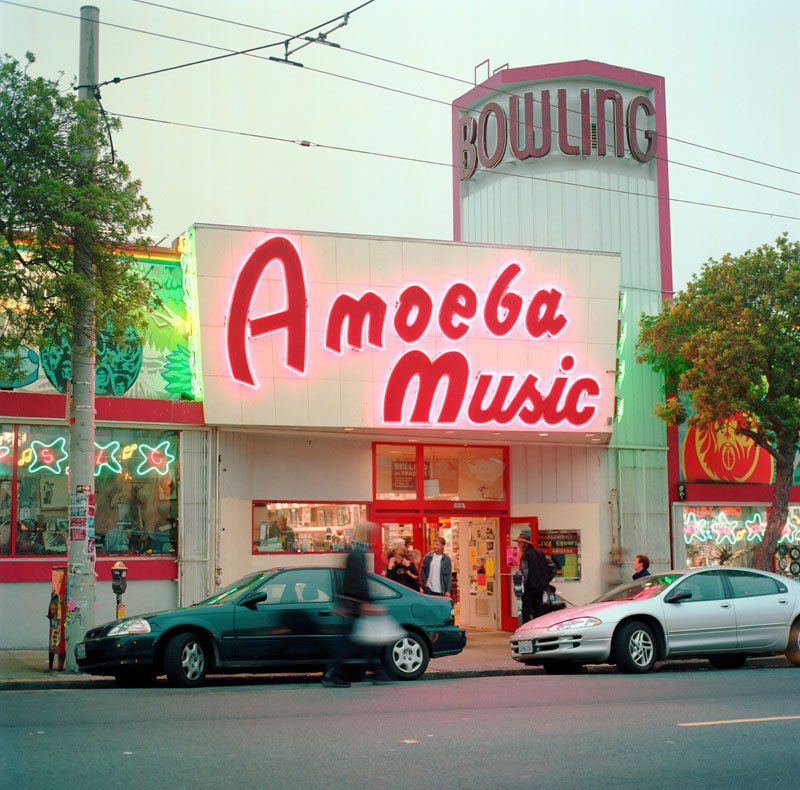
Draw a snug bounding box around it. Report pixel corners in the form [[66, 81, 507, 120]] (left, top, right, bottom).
[[88, 603, 227, 636], [511, 600, 630, 636]]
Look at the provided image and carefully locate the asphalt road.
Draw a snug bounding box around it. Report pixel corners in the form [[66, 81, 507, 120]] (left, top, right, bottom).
[[3, 668, 799, 789]]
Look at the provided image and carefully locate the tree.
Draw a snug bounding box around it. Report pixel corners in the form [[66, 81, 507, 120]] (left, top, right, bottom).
[[1, 50, 155, 666], [0, 52, 154, 379], [637, 234, 800, 569]]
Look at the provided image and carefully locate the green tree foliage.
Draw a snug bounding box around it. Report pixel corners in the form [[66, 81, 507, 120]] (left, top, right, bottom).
[[0, 52, 154, 380], [637, 234, 800, 569]]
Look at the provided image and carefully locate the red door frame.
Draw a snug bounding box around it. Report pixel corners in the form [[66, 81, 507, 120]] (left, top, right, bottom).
[[500, 516, 540, 632], [371, 514, 423, 575]]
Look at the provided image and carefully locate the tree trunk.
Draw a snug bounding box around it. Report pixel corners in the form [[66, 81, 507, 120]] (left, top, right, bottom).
[[754, 436, 799, 571]]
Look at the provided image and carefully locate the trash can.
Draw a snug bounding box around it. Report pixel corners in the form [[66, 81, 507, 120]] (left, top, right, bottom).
[[48, 566, 67, 671]]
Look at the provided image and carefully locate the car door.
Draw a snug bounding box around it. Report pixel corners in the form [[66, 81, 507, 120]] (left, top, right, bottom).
[[234, 568, 340, 661], [721, 569, 794, 650], [662, 570, 737, 654]]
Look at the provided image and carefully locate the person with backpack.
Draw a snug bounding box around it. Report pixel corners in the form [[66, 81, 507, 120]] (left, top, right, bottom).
[[516, 529, 556, 624]]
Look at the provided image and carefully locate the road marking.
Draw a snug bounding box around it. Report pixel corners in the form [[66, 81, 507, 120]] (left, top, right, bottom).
[[678, 715, 800, 727]]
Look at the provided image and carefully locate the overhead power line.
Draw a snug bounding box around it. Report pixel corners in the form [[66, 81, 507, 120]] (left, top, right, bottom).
[[111, 111, 800, 223], [3, 0, 799, 191], [127, 0, 800, 180]]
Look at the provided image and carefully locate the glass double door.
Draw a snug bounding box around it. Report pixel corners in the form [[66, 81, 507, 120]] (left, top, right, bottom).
[[375, 515, 502, 629]]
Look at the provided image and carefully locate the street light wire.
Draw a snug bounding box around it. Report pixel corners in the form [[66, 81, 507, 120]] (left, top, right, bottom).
[[110, 111, 800, 223], [3, 0, 798, 192], [126, 0, 800, 180]]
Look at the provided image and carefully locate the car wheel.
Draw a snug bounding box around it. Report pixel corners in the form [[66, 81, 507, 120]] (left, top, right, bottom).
[[164, 632, 208, 687], [786, 621, 800, 667], [708, 654, 748, 670], [386, 633, 429, 680], [613, 621, 656, 673], [541, 660, 583, 675], [114, 668, 157, 688]]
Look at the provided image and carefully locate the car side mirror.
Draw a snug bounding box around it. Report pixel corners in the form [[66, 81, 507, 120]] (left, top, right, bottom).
[[666, 589, 692, 604], [240, 591, 267, 608]]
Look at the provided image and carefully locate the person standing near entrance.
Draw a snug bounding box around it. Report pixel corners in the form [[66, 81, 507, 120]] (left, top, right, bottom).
[[516, 529, 552, 624], [420, 536, 452, 598]]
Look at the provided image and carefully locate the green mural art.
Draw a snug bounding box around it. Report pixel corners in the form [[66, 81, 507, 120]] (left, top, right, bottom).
[[0, 249, 201, 402]]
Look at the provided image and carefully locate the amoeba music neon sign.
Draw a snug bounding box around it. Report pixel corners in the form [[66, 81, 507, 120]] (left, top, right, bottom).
[[225, 236, 608, 431]]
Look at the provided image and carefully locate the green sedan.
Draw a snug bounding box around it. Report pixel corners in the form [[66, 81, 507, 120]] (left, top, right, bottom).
[[76, 566, 466, 687]]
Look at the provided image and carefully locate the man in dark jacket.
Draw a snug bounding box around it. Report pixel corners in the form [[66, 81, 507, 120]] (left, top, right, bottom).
[[516, 529, 552, 624]]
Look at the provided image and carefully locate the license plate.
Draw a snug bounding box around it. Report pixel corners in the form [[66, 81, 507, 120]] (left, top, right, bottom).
[[76, 643, 86, 660], [517, 640, 533, 654]]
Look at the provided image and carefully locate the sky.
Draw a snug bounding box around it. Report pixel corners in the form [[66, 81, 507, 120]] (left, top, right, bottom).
[[1, 0, 799, 292]]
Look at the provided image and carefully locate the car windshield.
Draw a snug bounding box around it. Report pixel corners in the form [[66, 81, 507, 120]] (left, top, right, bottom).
[[592, 572, 685, 603], [195, 572, 267, 605]]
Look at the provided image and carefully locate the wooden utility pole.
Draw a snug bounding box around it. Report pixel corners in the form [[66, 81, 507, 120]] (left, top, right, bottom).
[[65, 4, 99, 672]]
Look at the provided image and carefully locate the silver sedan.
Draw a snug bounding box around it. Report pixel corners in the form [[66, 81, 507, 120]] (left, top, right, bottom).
[[510, 566, 800, 674]]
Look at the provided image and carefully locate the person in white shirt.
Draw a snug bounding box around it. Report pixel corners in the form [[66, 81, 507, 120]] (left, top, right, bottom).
[[420, 536, 452, 598]]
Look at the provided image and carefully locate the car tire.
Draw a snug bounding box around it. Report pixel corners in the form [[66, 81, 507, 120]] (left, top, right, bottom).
[[385, 633, 429, 681], [541, 659, 583, 675], [164, 632, 208, 687], [708, 654, 747, 670], [114, 668, 157, 688], [613, 620, 656, 673], [786, 621, 800, 667]]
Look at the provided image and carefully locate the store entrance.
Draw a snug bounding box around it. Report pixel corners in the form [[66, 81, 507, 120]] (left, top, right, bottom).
[[431, 515, 502, 630]]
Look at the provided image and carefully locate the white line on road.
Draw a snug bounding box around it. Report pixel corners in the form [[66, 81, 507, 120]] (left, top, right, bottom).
[[678, 715, 800, 727]]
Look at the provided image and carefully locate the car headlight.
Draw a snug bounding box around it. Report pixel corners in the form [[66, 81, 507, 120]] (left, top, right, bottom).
[[547, 616, 602, 632], [107, 618, 151, 636]]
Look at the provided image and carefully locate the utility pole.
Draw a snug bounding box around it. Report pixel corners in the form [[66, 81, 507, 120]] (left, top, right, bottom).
[[65, 4, 99, 672]]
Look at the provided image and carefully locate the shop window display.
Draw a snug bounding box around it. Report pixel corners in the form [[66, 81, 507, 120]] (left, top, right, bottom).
[[5, 424, 179, 557], [252, 502, 368, 554], [677, 503, 800, 581]]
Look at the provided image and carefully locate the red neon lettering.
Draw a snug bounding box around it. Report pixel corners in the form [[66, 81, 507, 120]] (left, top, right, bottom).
[[439, 283, 477, 340], [627, 95, 657, 162], [459, 116, 478, 180], [383, 350, 469, 424], [226, 236, 308, 387], [41, 449, 54, 464], [394, 286, 433, 344], [484, 263, 524, 336], [325, 292, 387, 353], [524, 288, 569, 338], [476, 102, 507, 170], [149, 450, 163, 466], [509, 91, 551, 160]]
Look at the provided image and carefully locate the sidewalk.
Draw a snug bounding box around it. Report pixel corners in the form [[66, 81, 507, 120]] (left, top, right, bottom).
[[0, 630, 522, 690], [1, 630, 790, 690]]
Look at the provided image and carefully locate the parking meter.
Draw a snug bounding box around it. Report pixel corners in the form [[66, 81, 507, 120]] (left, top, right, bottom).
[[111, 561, 128, 594], [111, 561, 128, 618]]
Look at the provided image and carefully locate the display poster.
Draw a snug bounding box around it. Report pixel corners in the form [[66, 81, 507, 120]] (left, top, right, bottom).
[[539, 529, 581, 580]]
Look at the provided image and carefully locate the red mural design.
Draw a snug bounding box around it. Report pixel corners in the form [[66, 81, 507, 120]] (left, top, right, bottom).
[[681, 415, 774, 484]]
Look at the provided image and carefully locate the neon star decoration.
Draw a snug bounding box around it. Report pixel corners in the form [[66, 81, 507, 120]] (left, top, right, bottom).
[[0, 444, 10, 462], [710, 512, 738, 545], [744, 513, 766, 543], [94, 441, 122, 476], [778, 521, 800, 545], [683, 513, 709, 544], [28, 437, 69, 474], [135, 441, 175, 477]]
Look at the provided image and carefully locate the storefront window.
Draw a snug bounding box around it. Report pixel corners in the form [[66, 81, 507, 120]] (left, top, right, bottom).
[[676, 504, 800, 580], [15, 425, 69, 555], [7, 424, 179, 557], [374, 444, 418, 501], [422, 445, 506, 502], [0, 424, 14, 555], [252, 502, 368, 554]]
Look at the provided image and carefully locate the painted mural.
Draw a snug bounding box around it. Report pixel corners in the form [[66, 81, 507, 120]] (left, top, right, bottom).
[[1, 246, 202, 402]]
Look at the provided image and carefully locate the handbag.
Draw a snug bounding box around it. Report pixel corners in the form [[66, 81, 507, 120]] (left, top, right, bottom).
[[350, 611, 406, 647]]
